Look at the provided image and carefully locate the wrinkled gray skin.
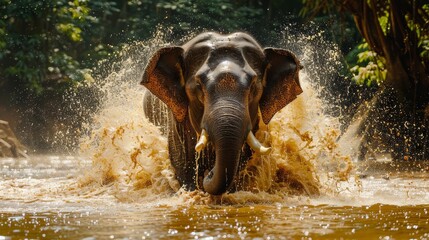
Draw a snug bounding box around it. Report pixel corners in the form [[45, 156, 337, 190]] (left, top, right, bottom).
[[142, 32, 302, 195]]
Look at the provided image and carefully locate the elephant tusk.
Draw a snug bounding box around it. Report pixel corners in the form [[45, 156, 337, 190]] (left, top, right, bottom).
[[195, 129, 209, 153], [246, 131, 271, 155]]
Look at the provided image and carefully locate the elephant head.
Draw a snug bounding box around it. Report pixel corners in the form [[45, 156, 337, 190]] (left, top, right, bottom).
[[141, 32, 302, 195]]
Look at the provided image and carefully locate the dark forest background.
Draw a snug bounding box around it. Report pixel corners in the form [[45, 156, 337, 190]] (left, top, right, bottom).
[[0, 0, 428, 160]]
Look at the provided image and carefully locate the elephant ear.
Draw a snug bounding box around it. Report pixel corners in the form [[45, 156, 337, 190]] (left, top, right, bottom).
[[141, 46, 188, 122], [259, 48, 303, 124]]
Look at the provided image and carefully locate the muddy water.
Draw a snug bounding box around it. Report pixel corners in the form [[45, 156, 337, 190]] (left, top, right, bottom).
[[0, 156, 428, 239], [2, 31, 429, 239]]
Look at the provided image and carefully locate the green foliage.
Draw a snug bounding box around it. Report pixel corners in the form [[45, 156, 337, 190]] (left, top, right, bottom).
[[1, 0, 305, 96], [348, 42, 386, 86], [300, 0, 335, 17], [0, 0, 371, 96], [156, 0, 263, 33], [112, 0, 269, 44], [414, 4, 429, 63], [0, 0, 94, 94], [301, 0, 429, 89], [421, 39, 429, 61]]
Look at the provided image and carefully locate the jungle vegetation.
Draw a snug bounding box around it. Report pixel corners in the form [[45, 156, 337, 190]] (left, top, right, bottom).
[[0, 0, 428, 159]]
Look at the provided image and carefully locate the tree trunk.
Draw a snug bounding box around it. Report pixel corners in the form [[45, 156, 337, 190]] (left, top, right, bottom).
[[339, 0, 429, 160]]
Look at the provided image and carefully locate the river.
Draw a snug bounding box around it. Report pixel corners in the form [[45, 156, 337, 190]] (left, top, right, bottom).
[[1, 30, 428, 239], [0, 155, 428, 239]]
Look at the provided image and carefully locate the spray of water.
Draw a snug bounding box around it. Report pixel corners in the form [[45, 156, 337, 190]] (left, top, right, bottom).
[[76, 27, 355, 204]]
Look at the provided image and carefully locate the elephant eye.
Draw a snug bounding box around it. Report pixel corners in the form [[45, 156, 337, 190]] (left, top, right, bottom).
[[195, 80, 203, 92], [249, 76, 261, 102], [249, 81, 256, 96], [249, 76, 258, 92], [195, 80, 204, 102]]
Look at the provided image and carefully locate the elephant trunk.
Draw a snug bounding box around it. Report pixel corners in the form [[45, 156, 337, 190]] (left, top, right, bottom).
[[202, 103, 248, 195]]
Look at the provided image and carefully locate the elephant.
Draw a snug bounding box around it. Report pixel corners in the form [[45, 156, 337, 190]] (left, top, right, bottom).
[[141, 32, 302, 195]]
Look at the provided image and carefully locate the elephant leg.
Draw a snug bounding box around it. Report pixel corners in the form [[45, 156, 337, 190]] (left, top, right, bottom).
[[143, 90, 170, 135], [143, 91, 201, 190], [168, 117, 200, 190]]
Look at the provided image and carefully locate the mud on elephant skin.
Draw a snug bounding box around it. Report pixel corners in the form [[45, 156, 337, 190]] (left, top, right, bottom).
[[141, 32, 302, 195]]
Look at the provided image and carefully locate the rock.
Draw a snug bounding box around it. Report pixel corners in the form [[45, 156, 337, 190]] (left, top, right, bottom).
[[0, 120, 28, 158]]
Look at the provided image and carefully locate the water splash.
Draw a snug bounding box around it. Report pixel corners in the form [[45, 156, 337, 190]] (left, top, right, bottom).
[[2, 28, 428, 210], [76, 27, 355, 204]]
